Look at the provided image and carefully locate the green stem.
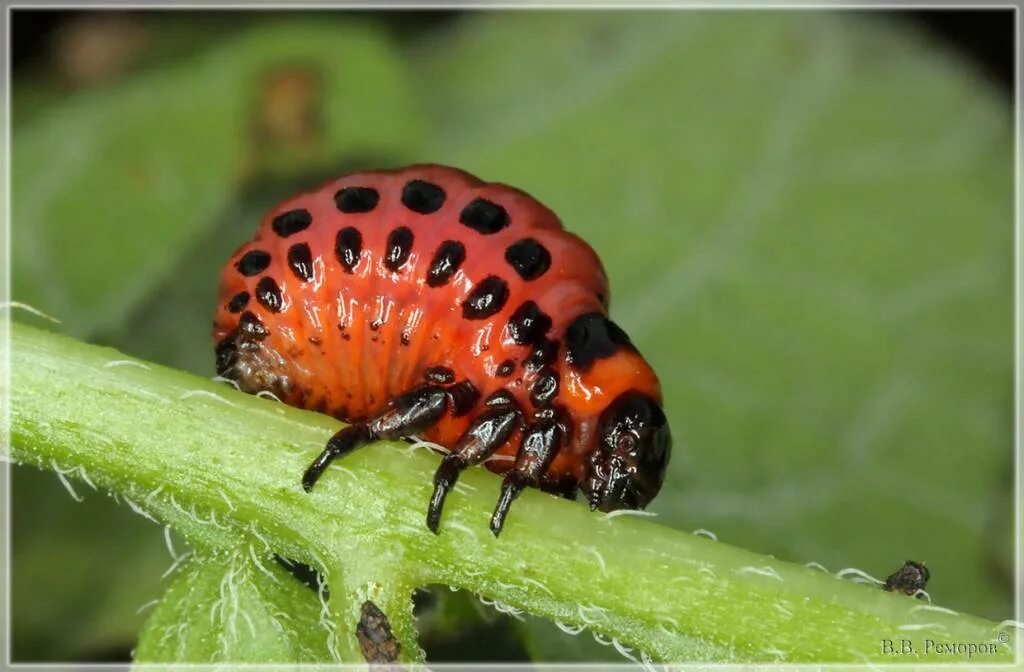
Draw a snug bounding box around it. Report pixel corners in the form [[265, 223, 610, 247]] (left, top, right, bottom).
[[6, 322, 1016, 663]]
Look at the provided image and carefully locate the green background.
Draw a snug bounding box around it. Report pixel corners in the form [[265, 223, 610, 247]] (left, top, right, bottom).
[[10, 9, 1014, 663]]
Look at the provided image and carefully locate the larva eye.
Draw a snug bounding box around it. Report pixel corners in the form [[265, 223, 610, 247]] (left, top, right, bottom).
[[615, 432, 637, 454]]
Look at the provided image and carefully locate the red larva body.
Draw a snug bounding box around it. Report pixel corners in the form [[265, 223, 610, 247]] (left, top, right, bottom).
[[213, 164, 671, 535]]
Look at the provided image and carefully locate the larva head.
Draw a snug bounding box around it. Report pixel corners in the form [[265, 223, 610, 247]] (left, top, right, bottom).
[[583, 390, 671, 512], [556, 312, 671, 511]]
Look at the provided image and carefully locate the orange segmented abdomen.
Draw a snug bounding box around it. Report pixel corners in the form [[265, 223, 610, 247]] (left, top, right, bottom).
[[213, 164, 663, 491]]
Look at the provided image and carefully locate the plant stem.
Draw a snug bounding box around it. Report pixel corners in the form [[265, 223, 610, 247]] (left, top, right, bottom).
[[6, 322, 1016, 663]]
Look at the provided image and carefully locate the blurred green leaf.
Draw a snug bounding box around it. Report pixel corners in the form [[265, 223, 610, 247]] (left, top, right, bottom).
[[12, 18, 423, 339], [11, 469, 172, 661], [134, 547, 330, 663], [414, 10, 1013, 630]]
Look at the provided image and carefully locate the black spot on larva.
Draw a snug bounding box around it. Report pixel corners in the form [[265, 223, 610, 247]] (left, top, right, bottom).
[[356, 600, 400, 664], [564, 312, 635, 371], [287, 243, 314, 282], [385, 226, 414, 272], [448, 381, 481, 417], [227, 291, 250, 313], [335, 186, 380, 213], [505, 238, 551, 281], [462, 276, 510, 320], [255, 277, 284, 313], [272, 208, 312, 238], [401, 179, 446, 214], [486, 389, 517, 407], [506, 301, 552, 346], [369, 319, 383, 331], [525, 339, 559, 371], [427, 240, 466, 287], [335, 227, 362, 273], [401, 330, 411, 346], [530, 368, 560, 407], [239, 311, 269, 340], [236, 250, 271, 276], [460, 197, 509, 234], [215, 335, 237, 376], [424, 366, 455, 384], [496, 359, 516, 377]]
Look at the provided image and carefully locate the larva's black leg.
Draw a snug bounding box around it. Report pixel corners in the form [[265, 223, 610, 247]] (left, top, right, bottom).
[[302, 384, 448, 492], [427, 399, 520, 534], [490, 419, 563, 537], [302, 424, 373, 491]]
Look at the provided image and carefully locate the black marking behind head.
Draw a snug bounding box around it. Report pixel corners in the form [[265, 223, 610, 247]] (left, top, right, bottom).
[[462, 276, 510, 320], [424, 366, 455, 384], [565, 312, 635, 371], [507, 301, 552, 346], [255, 277, 284, 313], [272, 208, 312, 238], [427, 240, 466, 287], [505, 238, 551, 280], [227, 291, 250, 313], [236, 250, 271, 276], [335, 186, 380, 213], [385, 226, 414, 272], [460, 197, 509, 234], [335, 227, 362, 273], [239, 310, 269, 340], [287, 243, 314, 282], [496, 359, 516, 377], [401, 179, 446, 214]]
